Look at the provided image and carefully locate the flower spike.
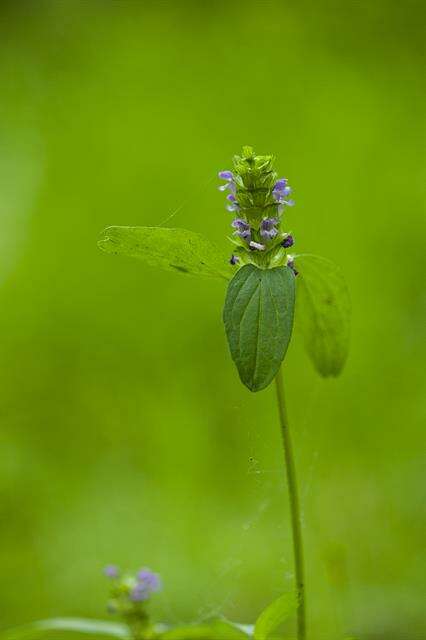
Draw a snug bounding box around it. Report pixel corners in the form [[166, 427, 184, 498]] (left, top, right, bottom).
[[218, 147, 295, 267]]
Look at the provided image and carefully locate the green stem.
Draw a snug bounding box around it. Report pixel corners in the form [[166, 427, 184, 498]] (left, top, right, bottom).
[[274, 367, 306, 640]]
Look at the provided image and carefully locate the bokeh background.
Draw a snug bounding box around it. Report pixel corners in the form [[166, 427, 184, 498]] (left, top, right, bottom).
[[0, 2, 425, 638]]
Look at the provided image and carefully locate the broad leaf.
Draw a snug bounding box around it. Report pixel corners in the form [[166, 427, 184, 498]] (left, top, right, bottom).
[[158, 617, 251, 639], [294, 254, 350, 377], [0, 618, 129, 640], [98, 226, 233, 280], [254, 593, 298, 640], [223, 265, 295, 392]]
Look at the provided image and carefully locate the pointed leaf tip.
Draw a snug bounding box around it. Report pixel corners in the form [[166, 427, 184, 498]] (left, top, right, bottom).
[[254, 592, 298, 640]]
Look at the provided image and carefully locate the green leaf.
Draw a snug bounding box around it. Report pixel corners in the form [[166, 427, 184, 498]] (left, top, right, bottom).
[[158, 618, 251, 639], [294, 254, 350, 377], [0, 619, 129, 640], [98, 226, 233, 280], [223, 265, 295, 392], [254, 593, 298, 640]]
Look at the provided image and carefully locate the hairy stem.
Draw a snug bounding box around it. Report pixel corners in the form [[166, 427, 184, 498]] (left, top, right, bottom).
[[275, 368, 306, 640]]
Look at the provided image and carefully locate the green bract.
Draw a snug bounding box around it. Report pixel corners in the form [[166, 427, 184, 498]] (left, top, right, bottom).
[[232, 146, 279, 227]]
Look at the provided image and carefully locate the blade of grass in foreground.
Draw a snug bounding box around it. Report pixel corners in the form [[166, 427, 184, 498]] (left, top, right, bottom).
[[0, 619, 129, 640]]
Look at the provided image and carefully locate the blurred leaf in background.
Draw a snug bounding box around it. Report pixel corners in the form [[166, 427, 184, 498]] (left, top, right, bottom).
[[0, 1, 424, 639]]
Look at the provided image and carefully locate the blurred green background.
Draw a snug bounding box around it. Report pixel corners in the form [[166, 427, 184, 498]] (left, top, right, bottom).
[[0, 1, 424, 638]]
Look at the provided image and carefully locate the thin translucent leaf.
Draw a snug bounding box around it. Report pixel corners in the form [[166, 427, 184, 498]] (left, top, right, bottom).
[[295, 254, 350, 377], [98, 226, 233, 280], [0, 619, 129, 640], [158, 617, 251, 639], [254, 593, 298, 640], [223, 265, 295, 392]]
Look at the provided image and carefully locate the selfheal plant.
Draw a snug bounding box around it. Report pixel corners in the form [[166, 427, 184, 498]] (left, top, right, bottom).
[[94, 147, 350, 640], [1, 148, 352, 640]]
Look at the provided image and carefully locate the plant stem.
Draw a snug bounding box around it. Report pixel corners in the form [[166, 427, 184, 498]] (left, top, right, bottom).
[[274, 367, 306, 640]]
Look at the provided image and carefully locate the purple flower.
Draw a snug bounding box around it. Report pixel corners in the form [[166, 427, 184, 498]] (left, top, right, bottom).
[[218, 170, 236, 195], [230, 255, 239, 265], [249, 241, 265, 251], [275, 186, 292, 197], [273, 178, 291, 198], [137, 568, 162, 593], [130, 583, 149, 602], [226, 194, 240, 212], [231, 218, 249, 231], [281, 234, 294, 248], [274, 178, 288, 190], [261, 217, 278, 230], [272, 178, 294, 213], [260, 217, 279, 241], [232, 218, 251, 240], [103, 565, 119, 579]]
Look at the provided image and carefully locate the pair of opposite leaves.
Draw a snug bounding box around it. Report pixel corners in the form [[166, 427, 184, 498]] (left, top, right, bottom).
[[98, 226, 350, 392]]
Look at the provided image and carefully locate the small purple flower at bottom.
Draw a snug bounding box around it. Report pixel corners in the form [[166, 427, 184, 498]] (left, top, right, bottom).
[[130, 583, 149, 602], [282, 235, 294, 248], [103, 565, 119, 579], [137, 568, 162, 592], [249, 241, 265, 251], [230, 255, 239, 265]]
